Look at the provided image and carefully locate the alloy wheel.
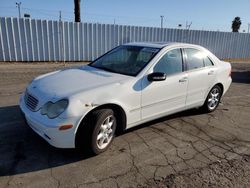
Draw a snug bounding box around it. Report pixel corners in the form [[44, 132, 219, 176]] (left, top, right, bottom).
[[207, 87, 220, 110], [96, 115, 115, 150]]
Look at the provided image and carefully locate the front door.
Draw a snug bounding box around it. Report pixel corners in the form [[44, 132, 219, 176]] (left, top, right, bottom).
[[141, 48, 188, 120]]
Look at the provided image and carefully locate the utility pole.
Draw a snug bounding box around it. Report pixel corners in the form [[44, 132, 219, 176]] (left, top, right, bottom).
[[16, 2, 21, 18], [160, 15, 164, 28], [59, 11, 62, 22], [59, 11, 64, 65]]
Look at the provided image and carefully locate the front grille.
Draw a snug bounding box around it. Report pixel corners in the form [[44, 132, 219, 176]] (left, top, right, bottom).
[[24, 91, 39, 111]]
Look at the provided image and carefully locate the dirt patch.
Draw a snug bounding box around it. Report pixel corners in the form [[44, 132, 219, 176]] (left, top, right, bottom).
[[148, 155, 250, 188]]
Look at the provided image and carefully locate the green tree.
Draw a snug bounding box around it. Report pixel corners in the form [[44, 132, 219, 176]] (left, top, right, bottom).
[[74, 0, 81, 22], [232, 17, 241, 32]]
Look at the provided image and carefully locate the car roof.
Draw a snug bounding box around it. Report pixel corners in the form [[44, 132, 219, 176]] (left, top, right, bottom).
[[123, 42, 220, 64], [124, 42, 202, 49]]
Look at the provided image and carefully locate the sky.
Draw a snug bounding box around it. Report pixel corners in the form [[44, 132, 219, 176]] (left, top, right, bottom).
[[0, 0, 250, 32]]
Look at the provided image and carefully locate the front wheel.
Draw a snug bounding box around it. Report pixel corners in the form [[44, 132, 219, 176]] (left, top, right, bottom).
[[90, 109, 117, 154], [202, 85, 222, 112]]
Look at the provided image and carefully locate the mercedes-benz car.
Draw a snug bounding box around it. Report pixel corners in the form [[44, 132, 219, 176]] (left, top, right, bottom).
[[19, 42, 232, 154]]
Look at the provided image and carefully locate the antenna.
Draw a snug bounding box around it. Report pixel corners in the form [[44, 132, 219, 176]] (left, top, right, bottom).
[[186, 21, 192, 30]]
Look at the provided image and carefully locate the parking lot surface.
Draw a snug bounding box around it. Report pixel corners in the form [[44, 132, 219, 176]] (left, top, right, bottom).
[[0, 62, 250, 188]]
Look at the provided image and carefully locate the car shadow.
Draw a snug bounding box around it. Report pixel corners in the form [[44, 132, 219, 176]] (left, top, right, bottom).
[[0, 105, 206, 177], [232, 71, 250, 84], [0, 105, 92, 177]]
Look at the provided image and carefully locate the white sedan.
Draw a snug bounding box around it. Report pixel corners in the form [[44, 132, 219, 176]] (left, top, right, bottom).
[[20, 42, 232, 154]]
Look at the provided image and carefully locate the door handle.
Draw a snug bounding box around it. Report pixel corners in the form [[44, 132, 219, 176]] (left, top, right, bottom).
[[208, 70, 214, 75], [179, 77, 188, 82]]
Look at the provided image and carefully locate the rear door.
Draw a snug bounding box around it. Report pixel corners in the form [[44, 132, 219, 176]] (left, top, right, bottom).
[[183, 48, 217, 108]]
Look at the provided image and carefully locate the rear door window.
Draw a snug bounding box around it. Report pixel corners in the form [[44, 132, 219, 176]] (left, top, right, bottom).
[[185, 48, 205, 70]]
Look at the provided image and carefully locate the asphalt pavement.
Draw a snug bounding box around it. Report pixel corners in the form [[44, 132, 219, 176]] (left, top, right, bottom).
[[0, 62, 250, 188]]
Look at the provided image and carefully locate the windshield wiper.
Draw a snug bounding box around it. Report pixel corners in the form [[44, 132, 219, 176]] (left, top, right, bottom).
[[88, 65, 117, 74]]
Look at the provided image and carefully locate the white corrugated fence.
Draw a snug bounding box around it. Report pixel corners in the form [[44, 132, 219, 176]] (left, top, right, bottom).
[[0, 17, 250, 62]]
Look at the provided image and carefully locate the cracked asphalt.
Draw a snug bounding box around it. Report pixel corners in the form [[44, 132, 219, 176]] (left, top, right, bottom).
[[0, 62, 250, 188]]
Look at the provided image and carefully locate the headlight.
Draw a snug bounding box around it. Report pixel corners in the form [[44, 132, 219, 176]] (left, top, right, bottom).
[[41, 99, 68, 119]]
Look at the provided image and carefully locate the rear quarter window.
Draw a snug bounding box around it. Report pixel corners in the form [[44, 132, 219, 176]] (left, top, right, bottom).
[[204, 56, 214, 66]]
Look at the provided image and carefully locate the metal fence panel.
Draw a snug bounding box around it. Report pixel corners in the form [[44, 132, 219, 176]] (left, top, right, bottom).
[[0, 17, 250, 62]]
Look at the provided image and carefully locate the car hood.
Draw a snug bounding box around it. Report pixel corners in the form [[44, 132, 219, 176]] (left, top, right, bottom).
[[28, 65, 131, 100]]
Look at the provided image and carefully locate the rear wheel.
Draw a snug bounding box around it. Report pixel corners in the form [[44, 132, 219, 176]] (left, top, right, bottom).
[[202, 85, 222, 112]]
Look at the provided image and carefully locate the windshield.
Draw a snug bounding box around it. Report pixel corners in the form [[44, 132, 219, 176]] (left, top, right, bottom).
[[89, 45, 160, 76]]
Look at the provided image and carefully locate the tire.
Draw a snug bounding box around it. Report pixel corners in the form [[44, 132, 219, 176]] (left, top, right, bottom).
[[78, 109, 117, 155], [202, 85, 222, 112]]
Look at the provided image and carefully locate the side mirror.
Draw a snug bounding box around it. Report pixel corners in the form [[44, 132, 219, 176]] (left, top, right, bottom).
[[147, 72, 166, 82]]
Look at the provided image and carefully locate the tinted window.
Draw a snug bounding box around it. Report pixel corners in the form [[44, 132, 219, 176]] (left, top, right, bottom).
[[185, 48, 205, 70], [204, 56, 214, 66], [154, 49, 183, 75]]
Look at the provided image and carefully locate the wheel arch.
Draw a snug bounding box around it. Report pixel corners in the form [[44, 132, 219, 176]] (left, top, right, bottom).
[[75, 103, 127, 147], [206, 82, 224, 98], [215, 82, 224, 94]]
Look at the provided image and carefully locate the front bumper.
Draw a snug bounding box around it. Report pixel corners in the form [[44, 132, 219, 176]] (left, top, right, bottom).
[[19, 94, 81, 148]]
